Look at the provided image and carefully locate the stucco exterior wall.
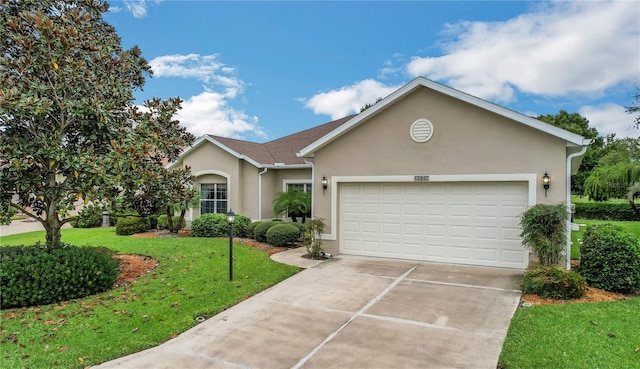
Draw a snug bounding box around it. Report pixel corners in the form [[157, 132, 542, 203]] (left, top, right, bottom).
[[311, 87, 570, 254]]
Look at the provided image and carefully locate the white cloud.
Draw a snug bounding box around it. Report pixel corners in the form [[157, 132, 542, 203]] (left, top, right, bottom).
[[579, 103, 639, 139], [148, 53, 260, 138], [303, 79, 401, 119], [176, 92, 267, 139], [123, 0, 161, 18], [406, 1, 640, 103]]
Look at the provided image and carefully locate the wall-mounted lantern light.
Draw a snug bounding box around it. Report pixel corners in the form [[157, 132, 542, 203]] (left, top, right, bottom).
[[226, 209, 235, 281], [321, 176, 328, 194], [542, 172, 550, 197]]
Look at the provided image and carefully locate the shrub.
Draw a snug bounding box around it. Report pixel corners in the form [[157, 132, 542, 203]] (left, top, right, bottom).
[[234, 215, 252, 238], [304, 217, 326, 259], [291, 222, 306, 235], [266, 223, 301, 247], [254, 221, 278, 242], [191, 213, 228, 238], [0, 243, 119, 308], [580, 224, 640, 293], [574, 202, 640, 221], [519, 204, 568, 266], [522, 267, 587, 300], [70, 204, 103, 228], [115, 216, 150, 235], [157, 214, 186, 230], [246, 221, 262, 239]]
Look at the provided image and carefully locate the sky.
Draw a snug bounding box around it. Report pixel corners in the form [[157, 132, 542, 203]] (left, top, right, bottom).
[[104, 0, 640, 142]]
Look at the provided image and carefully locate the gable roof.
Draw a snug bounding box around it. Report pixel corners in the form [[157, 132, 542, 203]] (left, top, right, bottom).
[[298, 76, 590, 158], [169, 115, 355, 169]]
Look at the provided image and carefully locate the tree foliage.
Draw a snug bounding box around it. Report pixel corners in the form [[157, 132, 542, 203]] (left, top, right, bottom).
[[519, 204, 568, 267], [537, 110, 604, 195], [272, 188, 311, 223], [0, 0, 193, 244]]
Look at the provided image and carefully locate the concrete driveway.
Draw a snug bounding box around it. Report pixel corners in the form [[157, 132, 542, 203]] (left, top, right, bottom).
[[93, 253, 523, 369]]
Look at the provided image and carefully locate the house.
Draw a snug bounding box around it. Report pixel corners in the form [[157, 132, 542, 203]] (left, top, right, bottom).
[[169, 77, 590, 269]]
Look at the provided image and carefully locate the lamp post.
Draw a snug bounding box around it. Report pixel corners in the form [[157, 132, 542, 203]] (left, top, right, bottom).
[[226, 209, 235, 281]]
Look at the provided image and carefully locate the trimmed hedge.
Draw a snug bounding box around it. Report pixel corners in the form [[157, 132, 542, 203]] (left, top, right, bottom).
[[191, 213, 228, 238], [580, 224, 640, 293], [115, 216, 150, 235], [246, 221, 262, 239], [522, 267, 587, 300], [254, 221, 278, 242], [234, 215, 252, 238], [574, 202, 640, 221], [266, 223, 301, 247], [0, 243, 119, 309]]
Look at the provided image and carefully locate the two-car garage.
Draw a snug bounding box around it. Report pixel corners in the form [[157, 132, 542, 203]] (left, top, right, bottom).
[[339, 181, 530, 269]]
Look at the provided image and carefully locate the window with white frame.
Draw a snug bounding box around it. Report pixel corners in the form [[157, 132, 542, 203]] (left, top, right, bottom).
[[200, 183, 227, 214]]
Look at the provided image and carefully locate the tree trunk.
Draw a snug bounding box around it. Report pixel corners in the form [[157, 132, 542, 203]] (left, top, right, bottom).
[[44, 215, 62, 246], [166, 206, 174, 232], [175, 209, 186, 233]]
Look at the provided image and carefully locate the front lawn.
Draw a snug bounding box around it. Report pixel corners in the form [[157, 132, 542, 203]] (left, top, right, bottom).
[[499, 298, 640, 368], [571, 219, 640, 259], [0, 228, 301, 368]]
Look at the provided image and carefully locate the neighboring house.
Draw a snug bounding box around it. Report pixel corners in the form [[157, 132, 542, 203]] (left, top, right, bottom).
[[169, 77, 590, 269]]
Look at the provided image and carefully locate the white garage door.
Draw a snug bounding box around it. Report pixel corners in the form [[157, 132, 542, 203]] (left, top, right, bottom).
[[340, 182, 528, 269]]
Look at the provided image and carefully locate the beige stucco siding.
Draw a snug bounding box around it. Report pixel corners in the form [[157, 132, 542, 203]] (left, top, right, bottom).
[[260, 168, 312, 220], [312, 87, 569, 254]]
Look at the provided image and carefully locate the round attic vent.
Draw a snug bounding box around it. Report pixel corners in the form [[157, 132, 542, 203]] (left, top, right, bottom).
[[410, 119, 434, 143]]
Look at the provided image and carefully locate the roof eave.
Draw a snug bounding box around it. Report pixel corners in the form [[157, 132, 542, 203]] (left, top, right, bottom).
[[298, 76, 589, 156], [166, 135, 263, 169]]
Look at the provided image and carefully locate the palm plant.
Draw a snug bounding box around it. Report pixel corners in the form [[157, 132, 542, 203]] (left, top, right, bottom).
[[273, 188, 311, 222]]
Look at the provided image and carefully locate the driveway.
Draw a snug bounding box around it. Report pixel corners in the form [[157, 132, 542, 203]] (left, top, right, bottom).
[[93, 253, 523, 369]]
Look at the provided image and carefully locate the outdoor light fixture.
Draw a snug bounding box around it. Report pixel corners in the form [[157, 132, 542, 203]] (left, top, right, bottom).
[[321, 176, 328, 194], [542, 172, 550, 197], [226, 209, 235, 281]]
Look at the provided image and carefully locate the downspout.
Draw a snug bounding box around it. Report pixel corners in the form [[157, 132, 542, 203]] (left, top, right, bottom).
[[303, 158, 315, 216], [258, 167, 268, 221], [565, 141, 590, 270]]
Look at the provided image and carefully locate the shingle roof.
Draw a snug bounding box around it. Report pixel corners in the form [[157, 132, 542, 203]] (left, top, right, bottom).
[[209, 115, 355, 166]]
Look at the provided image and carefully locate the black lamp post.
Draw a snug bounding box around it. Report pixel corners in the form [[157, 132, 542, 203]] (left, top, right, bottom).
[[226, 209, 235, 281]]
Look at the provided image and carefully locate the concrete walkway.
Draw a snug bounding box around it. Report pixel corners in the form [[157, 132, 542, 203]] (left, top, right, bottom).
[[93, 249, 523, 369], [0, 218, 73, 238]]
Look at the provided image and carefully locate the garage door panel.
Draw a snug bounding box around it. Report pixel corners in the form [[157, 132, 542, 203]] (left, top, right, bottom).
[[340, 182, 528, 268]]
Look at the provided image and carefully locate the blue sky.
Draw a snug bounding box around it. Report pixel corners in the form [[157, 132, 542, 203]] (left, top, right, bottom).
[[105, 1, 640, 142]]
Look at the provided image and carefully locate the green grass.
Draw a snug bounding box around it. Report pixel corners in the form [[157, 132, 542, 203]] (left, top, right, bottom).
[[499, 298, 640, 369], [571, 219, 640, 259], [0, 228, 301, 368]]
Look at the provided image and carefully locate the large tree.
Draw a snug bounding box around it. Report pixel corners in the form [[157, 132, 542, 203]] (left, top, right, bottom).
[[537, 110, 605, 195], [0, 0, 189, 245], [117, 97, 196, 232]]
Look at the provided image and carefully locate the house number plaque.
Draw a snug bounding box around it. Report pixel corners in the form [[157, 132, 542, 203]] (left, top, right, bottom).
[[414, 175, 430, 182]]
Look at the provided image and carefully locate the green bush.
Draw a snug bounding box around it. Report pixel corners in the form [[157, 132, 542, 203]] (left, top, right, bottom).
[[519, 204, 568, 266], [191, 213, 228, 238], [291, 222, 306, 237], [70, 205, 103, 228], [574, 202, 640, 221], [246, 221, 262, 239], [157, 214, 186, 230], [115, 216, 150, 235], [522, 267, 587, 300], [580, 224, 640, 293], [233, 215, 252, 238], [266, 223, 301, 247], [254, 221, 278, 242], [0, 243, 119, 308]]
